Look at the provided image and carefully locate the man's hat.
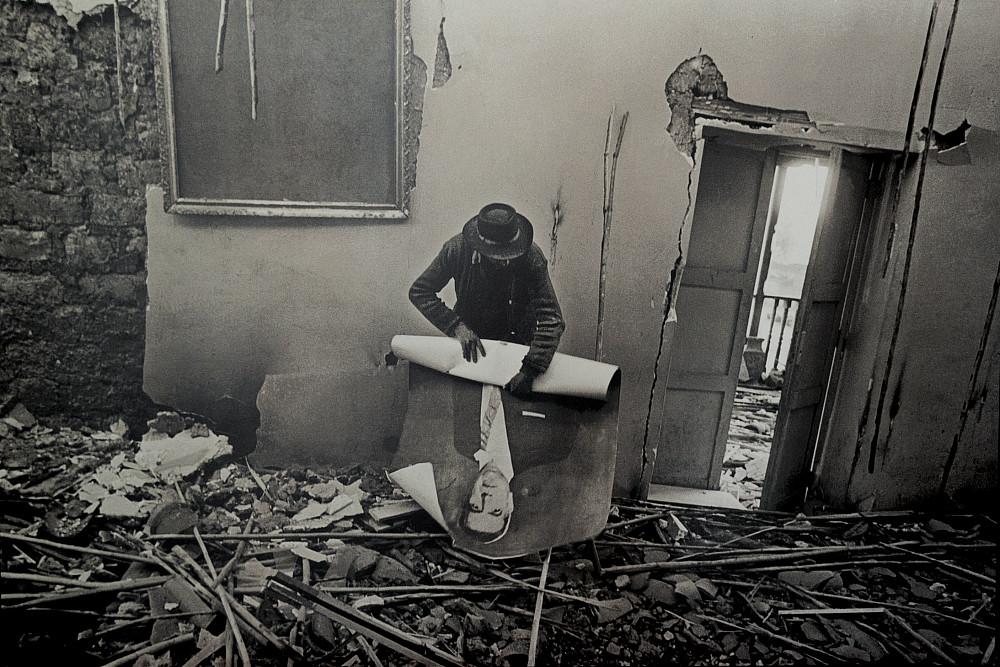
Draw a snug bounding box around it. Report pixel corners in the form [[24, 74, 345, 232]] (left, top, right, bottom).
[[463, 203, 533, 261]]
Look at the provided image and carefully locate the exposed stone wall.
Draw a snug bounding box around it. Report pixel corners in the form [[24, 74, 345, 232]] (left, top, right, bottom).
[[0, 0, 158, 421]]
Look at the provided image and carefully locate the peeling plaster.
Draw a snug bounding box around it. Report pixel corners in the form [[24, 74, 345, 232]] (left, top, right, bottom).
[[664, 54, 728, 160], [22, 0, 146, 28], [432, 17, 452, 88], [405, 54, 427, 196]]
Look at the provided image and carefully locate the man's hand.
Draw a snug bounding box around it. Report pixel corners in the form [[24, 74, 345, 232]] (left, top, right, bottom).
[[505, 370, 537, 398], [453, 323, 486, 362]]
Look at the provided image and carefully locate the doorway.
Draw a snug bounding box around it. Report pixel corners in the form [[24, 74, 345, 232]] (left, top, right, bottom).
[[721, 158, 829, 509], [651, 130, 885, 512]]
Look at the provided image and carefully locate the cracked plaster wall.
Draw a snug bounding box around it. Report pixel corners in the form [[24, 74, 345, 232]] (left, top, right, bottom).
[[806, 1, 1000, 510]]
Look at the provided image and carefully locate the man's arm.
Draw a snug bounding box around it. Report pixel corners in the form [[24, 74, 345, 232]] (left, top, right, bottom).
[[409, 240, 487, 362], [409, 241, 462, 336], [520, 252, 565, 375]]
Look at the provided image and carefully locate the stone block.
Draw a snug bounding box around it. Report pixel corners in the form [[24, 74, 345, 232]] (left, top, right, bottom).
[[64, 225, 114, 267], [77, 274, 146, 306], [4, 188, 83, 226], [0, 226, 49, 261], [0, 272, 63, 303], [89, 192, 146, 227]]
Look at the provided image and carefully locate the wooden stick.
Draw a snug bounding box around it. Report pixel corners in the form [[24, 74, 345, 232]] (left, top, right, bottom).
[[527, 549, 552, 667], [888, 611, 958, 665], [147, 530, 446, 542], [244, 0, 258, 119], [287, 557, 309, 667], [181, 632, 226, 667], [100, 632, 195, 667], [356, 635, 384, 667], [172, 546, 297, 656], [698, 614, 838, 664], [595, 109, 629, 361], [214, 0, 230, 72], [93, 612, 207, 638], [885, 543, 996, 587], [600, 543, 899, 575], [213, 515, 255, 588], [1, 575, 172, 610], [778, 607, 886, 617], [713, 579, 994, 632], [1, 532, 159, 565], [195, 528, 252, 667], [1, 571, 109, 588]]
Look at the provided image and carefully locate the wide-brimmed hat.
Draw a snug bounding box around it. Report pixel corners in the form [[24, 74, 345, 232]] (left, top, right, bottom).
[[463, 203, 533, 260]]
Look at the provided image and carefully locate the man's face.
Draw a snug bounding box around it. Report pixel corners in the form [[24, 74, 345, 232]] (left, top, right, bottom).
[[464, 463, 513, 538]]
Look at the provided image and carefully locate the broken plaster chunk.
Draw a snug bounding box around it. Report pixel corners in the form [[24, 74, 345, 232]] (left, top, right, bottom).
[[135, 429, 232, 483], [100, 493, 155, 518], [665, 54, 729, 159], [5, 403, 37, 429]]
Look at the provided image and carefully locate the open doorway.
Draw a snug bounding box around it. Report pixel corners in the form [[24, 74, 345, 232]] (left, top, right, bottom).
[[650, 130, 886, 513], [721, 158, 829, 509]]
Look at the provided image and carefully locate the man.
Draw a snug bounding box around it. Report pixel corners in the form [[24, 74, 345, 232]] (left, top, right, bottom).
[[409, 202, 565, 398]]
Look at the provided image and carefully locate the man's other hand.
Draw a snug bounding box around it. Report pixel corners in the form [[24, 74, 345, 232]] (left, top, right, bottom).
[[505, 370, 536, 398], [454, 323, 486, 362]]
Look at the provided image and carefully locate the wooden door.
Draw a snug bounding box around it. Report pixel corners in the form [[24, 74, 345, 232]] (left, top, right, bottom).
[[652, 141, 776, 487], [761, 148, 874, 510]]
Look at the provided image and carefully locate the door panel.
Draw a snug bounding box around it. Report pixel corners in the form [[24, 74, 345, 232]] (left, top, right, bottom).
[[653, 142, 776, 488], [761, 149, 873, 510]]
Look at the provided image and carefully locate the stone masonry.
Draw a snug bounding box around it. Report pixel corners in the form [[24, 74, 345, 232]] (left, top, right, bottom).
[[0, 1, 158, 422]]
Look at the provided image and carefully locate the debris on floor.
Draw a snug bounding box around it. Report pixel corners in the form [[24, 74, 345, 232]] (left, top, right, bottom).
[[722, 387, 781, 509], [1, 410, 996, 666]]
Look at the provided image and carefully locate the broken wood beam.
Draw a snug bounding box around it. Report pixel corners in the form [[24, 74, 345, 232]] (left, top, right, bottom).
[[599, 543, 906, 575], [1, 531, 160, 565], [266, 572, 465, 667], [212, 515, 256, 588], [527, 548, 552, 667], [1, 575, 172, 610], [888, 611, 958, 665], [147, 530, 446, 542], [194, 528, 251, 667], [711, 578, 995, 632], [777, 607, 886, 617], [100, 632, 195, 667]]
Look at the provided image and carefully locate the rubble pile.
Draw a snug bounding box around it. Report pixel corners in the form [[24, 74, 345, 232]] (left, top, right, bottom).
[[721, 387, 781, 509], [1, 407, 996, 666]]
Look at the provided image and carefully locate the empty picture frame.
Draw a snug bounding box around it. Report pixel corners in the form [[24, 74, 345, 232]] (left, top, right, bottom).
[[156, 0, 411, 218]]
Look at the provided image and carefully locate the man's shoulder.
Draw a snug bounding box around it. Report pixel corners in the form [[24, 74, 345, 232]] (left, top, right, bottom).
[[524, 244, 551, 269]]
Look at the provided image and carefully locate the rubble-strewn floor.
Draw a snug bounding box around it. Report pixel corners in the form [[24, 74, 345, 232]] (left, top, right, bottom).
[[1, 409, 996, 666], [721, 387, 781, 510]]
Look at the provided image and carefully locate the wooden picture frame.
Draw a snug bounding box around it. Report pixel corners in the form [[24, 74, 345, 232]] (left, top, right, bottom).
[[155, 0, 412, 219]]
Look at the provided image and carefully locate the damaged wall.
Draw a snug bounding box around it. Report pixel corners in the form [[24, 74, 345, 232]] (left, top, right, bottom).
[[813, 1, 1000, 510], [8, 0, 992, 507], [143, 1, 984, 497], [1, 0, 157, 420]]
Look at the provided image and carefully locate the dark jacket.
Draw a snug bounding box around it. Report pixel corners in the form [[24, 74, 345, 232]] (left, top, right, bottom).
[[409, 234, 565, 374]]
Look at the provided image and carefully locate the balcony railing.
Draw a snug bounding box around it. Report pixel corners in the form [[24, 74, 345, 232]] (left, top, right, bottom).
[[752, 295, 801, 374]]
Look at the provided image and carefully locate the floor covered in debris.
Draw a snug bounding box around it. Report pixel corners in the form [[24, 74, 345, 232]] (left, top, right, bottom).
[[1, 410, 996, 666], [721, 386, 781, 510]]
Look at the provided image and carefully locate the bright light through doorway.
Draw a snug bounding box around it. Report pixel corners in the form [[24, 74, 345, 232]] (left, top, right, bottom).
[[763, 161, 829, 300], [724, 158, 828, 510]]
